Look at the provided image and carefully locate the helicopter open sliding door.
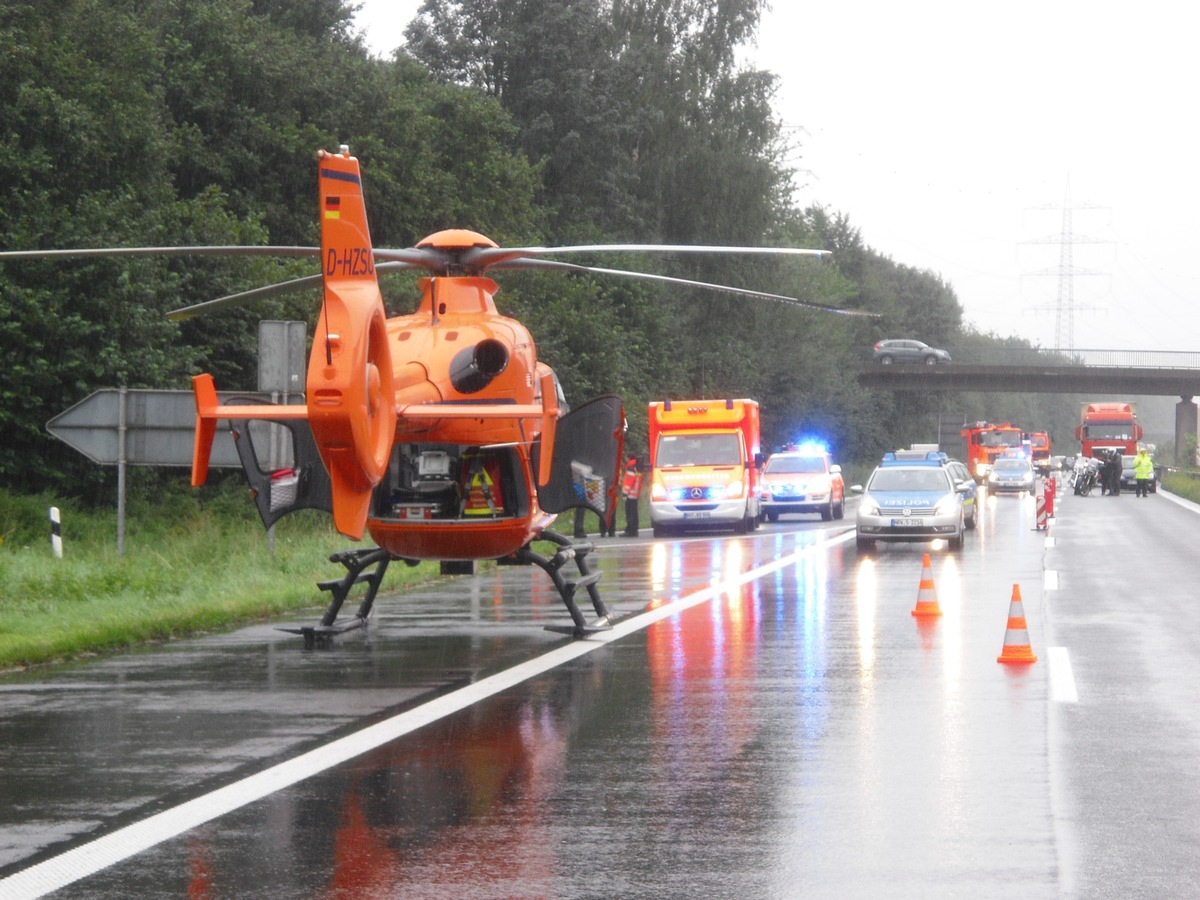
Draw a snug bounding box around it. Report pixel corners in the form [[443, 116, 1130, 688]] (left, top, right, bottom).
[[532, 394, 625, 517], [225, 406, 334, 529]]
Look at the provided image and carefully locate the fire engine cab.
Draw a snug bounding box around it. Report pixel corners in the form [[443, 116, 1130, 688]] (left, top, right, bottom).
[[960, 421, 1024, 482]]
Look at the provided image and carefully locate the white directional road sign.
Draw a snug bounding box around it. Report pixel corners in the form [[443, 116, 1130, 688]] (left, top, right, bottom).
[[47, 388, 295, 469]]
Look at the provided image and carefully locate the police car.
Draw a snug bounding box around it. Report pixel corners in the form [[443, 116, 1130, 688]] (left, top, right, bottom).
[[852, 451, 975, 552]]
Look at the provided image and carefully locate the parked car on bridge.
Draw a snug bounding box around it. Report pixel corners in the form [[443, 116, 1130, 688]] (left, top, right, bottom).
[[872, 339, 951, 365]]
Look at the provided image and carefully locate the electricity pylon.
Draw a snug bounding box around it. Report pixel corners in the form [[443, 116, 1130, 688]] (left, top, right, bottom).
[[1022, 182, 1109, 351]]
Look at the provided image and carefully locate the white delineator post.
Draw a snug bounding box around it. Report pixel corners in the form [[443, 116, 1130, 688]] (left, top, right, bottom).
[[50, 506, 63, 558]]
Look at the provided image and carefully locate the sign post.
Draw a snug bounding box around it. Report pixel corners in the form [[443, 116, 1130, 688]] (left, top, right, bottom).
[[47, 388, 286, 555], [46, 322, 308, 555], [259, 321, 306, 555]]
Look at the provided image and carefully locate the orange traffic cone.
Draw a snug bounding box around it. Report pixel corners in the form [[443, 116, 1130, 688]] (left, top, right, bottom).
[[997, 583, 1037, 664], [911, 553, 943, 617]]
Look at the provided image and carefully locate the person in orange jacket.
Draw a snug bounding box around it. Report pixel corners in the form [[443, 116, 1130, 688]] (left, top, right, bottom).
[[621, 457, 643, 537]]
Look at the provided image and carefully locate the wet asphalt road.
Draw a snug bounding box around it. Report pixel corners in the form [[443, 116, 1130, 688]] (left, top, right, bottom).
[[2, 484, 1200, 898]]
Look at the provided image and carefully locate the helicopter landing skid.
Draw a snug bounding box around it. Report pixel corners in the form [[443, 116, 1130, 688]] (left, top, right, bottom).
[[516, 532, 612, 637], [277, 547, 391, 648]]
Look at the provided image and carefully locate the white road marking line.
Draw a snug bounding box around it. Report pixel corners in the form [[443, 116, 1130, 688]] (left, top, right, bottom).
[[1158, 488, 1200, 515], [1044, 569, 1059, 590], [0, 530, 856, 900], [1048, 646, 1078, 703]]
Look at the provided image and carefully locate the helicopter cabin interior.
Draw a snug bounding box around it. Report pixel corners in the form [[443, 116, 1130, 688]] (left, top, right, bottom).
[[375, 442, 526, 522]]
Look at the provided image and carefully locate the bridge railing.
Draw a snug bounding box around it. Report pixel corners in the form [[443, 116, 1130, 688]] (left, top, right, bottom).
[[883, 348, 1200, 369]]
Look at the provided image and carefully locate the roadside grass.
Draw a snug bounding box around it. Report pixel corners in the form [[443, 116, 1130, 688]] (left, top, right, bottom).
[[1162, 471, 1200, 503], [0, 463, 866, 673], [0, 483, 443, 672]]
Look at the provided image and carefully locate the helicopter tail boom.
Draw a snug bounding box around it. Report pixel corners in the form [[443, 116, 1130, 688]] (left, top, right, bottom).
[[303, 149, 397, 539]]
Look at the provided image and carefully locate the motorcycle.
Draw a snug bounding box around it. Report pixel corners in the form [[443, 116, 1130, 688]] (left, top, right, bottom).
[[1071, 458, 1100, 496]]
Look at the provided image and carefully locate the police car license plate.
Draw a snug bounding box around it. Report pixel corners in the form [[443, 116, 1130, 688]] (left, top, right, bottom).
[[683, 511, 711, 519], [891, 517, 924, 527]]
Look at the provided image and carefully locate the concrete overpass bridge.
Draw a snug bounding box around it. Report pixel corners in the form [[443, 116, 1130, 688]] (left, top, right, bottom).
[[856, 348, 1200, 464]]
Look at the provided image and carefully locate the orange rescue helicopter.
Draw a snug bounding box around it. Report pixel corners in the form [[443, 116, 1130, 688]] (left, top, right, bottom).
[[4, 147, 870, 642]]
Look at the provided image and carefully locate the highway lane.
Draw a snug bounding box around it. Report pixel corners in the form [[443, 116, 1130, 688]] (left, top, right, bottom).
[[1043, 486, 1200, 899], [1, 487, 1198, 897]]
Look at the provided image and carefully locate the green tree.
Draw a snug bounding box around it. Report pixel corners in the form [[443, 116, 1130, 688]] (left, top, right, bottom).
[[0, 0, 546, 493], [0, 0, 1072, 499]]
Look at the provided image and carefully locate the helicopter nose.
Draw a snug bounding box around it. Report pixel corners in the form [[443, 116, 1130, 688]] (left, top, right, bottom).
[[450, 339, 510, 394]]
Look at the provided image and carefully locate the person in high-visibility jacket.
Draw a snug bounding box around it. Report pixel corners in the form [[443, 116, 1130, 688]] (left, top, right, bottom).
[[621, 457, 643, 537], [1133, 446, 1155, 497]]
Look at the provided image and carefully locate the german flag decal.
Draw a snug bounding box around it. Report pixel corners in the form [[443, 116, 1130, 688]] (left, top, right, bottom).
[[324, 196, 341, 219]]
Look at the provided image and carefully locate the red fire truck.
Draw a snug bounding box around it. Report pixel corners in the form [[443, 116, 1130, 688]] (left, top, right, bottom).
[[1024, 431, 1051, 472], [960, 421, 1025, 482]]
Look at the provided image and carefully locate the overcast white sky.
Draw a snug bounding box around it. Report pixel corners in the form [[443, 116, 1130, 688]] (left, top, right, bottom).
[[352, 1, 1200, 353]]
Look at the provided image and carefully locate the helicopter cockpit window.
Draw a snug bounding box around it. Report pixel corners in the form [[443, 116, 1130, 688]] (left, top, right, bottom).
[[376, 443, 526, 521], [555, 376, 568, 412]]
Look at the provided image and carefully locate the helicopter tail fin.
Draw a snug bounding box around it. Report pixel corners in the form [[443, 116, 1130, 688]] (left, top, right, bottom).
[[537, 369, 558, 486], [190, 372, 311, 486], [191, 374, 220, 487]]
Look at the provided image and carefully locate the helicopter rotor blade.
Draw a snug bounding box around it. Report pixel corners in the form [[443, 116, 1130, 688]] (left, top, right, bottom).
[[496, 258, 878, 317], [464, 243, 830, 270], [165, 262, 420, 320], [4, 241, 862, 315], [0, 245, 321, 262], [371, 248, 452, 267], [167, 274, 323, 321], [0, 245, 437, 268]]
